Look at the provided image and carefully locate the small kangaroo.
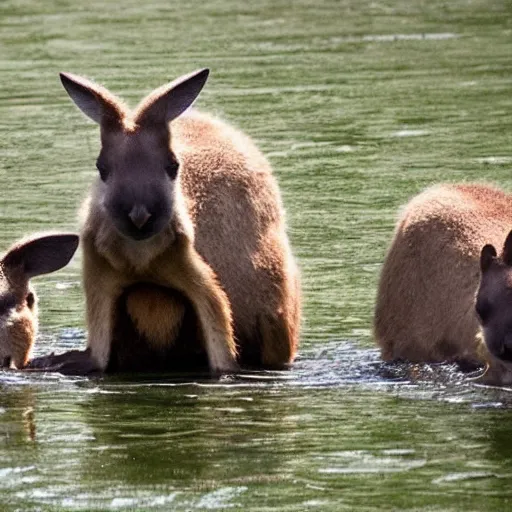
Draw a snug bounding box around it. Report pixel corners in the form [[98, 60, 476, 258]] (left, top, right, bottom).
[[475, 231, 512, 385], [374, 183, 512, 384], [30, 69, 301, 374], [0, 233, 78, 369]]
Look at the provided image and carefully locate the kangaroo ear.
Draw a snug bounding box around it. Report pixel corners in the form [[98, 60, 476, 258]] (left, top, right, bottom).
[[60, 73, 123, 126], [136, 68, 210, 126], [3, 234, 79, 279], [480, 244, 497, 273], [502, 230, 512, 266]]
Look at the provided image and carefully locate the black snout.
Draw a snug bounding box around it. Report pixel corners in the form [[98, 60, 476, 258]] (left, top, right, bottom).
[[106, 185, 172, 241], [128, 204, 152, 230]]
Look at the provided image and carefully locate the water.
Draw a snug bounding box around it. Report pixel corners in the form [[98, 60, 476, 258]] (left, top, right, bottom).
[[1, 0, 512, 509]]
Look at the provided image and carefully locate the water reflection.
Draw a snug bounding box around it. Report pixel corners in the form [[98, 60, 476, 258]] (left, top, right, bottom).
[[0, 383, 37, 445], [1, 342, 512, 509], [78, 383, 300, 487]]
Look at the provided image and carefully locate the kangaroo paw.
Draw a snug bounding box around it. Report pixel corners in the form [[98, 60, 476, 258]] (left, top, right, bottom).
[[25, 348, 101, 375]]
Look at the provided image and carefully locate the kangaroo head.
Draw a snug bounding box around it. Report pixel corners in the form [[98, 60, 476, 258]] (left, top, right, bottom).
[[0, 234, 79, 368], [477, 230, 512, 364], [60, 69, 209, 241]]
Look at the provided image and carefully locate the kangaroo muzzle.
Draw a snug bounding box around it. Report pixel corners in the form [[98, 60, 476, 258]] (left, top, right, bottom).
[[128, 204, 152, 230]]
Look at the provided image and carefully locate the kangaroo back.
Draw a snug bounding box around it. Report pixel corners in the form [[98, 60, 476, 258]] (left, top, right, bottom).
[[375, 183, 512, 370], [172, 112, 301, 366]]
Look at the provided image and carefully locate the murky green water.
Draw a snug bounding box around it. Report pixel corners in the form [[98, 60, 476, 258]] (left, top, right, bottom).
[[1, 0, 512, 509]]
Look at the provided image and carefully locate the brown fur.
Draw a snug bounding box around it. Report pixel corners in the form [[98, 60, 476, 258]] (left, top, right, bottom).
[[0, 233, 78, 369], [374, 183, 512, 384], [60, 70, 301, 373], [0, 266, 37, 369], [124, 285, 185, 348]]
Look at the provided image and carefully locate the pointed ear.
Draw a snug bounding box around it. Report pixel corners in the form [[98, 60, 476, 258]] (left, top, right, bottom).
[[480, 244, 497, 273], [60, 72, 123, 126], [136, 68, 209, 126], [502, 230, 512, 266], [3, 234, 79, 279]]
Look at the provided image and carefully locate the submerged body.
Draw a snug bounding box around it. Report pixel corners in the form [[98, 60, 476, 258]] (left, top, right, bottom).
[[374, 183, 512, 384]]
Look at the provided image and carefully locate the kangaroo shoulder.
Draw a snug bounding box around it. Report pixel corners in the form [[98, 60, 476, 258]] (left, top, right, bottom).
[[173, 110, 279, 217], [173, 111, 270, 173]]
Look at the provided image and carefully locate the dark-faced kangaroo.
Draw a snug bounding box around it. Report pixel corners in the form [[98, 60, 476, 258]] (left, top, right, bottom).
[[29, 69, 301, 374], [374, 183, 512, 385]]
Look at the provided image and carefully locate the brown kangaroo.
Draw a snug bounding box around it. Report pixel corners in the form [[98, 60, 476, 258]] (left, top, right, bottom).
[[30, 69, 301, 374], [0, 233, 78, 369], [374, 183, 512, 385]]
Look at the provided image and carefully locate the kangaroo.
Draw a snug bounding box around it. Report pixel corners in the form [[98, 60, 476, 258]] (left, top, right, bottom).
[[29, 69, 301, 374], [475, 231, 512, 385], [0, 233, 78, 369], [374, 183, 512, 384]]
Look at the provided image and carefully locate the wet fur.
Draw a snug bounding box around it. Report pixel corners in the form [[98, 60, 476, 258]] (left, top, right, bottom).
[[374, 183, 512, 384]]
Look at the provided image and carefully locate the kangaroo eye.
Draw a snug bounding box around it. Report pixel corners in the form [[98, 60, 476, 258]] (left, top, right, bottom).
[[165, 157, 179, 179], [96, 160, 110, 181], [26, 292, 35, 309]]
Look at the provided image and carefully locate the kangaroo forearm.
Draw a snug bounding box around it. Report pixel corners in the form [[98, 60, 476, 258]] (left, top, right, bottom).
[[152, 244, 237, 371], [85, 290, 115, 370], [82, 247, 127, 370], [190, 275, 237, 371]]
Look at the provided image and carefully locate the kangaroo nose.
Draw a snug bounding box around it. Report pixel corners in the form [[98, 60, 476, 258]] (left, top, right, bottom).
[[129, 204, 151, 230]]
